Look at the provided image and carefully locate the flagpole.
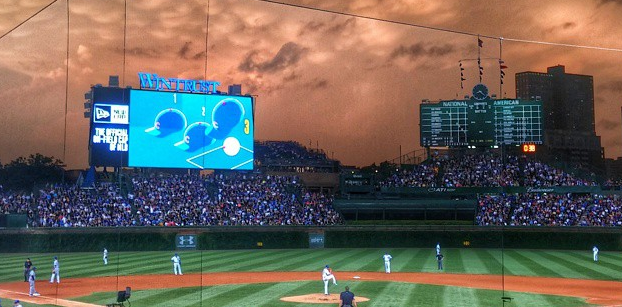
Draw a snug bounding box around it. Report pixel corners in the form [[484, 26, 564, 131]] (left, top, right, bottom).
[[478, 35, 482, 83], [499, 38, 503, 97]]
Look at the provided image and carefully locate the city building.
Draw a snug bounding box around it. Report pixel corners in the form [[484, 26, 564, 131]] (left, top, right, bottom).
[[228, 84, 242, 96], [516, 65, 604, 173]]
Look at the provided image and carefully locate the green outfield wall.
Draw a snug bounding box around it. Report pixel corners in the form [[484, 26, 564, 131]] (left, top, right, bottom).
[[0, 226, 621, 252]]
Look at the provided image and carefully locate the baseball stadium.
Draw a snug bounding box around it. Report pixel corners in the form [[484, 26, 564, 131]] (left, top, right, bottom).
[[3, 1, 622, 307]]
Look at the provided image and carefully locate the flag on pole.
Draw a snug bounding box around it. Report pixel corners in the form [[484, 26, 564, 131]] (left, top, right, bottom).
[[478, 38, 483, 48]]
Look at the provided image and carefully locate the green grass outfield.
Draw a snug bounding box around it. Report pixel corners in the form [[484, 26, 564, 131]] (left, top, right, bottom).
[[1, 248, 619, 307]]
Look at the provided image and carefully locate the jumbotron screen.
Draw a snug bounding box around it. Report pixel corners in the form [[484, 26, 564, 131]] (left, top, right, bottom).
[[420, 98, 543, 147], [89, 87, 254, 170]]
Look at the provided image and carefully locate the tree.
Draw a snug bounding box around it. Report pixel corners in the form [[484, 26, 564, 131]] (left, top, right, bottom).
[[0, 153, 65, 191]]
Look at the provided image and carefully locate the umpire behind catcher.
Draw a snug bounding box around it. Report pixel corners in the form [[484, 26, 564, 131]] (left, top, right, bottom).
[[338, 286, 357, 307]]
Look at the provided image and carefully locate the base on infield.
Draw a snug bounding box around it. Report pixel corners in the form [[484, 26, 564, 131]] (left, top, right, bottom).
[[280, 293, 370, 304]]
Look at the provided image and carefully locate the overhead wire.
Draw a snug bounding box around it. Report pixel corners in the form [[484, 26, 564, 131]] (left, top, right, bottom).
[[0, 0, 59, 41], [254, 0, 622, 53]]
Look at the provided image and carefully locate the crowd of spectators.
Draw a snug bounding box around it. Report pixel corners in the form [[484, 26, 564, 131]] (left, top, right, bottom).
[[380, 163, 438, 187], [1, 173, 342, 227], [378, 153, 595, 188], [476, 193, 622, 227], [254, 141, 337, 172]]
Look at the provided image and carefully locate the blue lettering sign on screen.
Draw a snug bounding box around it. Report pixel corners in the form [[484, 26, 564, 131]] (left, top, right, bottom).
[[128, 90, 254, 170]]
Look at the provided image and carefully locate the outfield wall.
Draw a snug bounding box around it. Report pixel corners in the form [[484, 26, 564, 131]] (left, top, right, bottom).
[[0, 226, 621, 252]]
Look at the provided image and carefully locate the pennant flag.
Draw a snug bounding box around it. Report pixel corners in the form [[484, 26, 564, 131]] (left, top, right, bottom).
[[478, 38, 483, 48], [499, 59, 508, 69]]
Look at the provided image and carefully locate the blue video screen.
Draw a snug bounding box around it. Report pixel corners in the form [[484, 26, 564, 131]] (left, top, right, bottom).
[[128, 90, 254, 170]]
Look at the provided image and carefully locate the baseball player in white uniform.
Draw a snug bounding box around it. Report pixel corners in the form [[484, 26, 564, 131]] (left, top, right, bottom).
[[436, 243, 441, 255], [50, 256, 60, 283], [322, 265, 337, 295], [382, 252, 393, 273], [103, 248, 108, 265], [171, 253, 182, 275], [28, 267, 39, 297], [593, 246, 599, 262]]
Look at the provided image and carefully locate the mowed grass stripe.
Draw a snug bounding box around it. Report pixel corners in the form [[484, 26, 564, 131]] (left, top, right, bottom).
[[132, 287, 199, 306], [538, 250, 614, 280], [332, 249, 381, 272], [355, 248, 407, 272], [272, 248, 363, 272], [257, 281, 319, 307], [276, 249, 339, 271], [460, 249, 489, 274], [481, 249, 520, 276], [488, 249, 540, 277], [400, 248, 433, 272], [472, 249, 506, 275], [408, 283, 446, 306], [503, 250, 561, 278], [218, 282, 293, 307], [563, 251, 622, 280], [207, 249, 297, 272], [449, 248, 466, 273], [195, 250, 279, 272], [393, 248, 425, 273], [348, 281, 391, 307], [364, 281, 411, 307], [225, 249, 315, 271], [443, 284, 479, 307]]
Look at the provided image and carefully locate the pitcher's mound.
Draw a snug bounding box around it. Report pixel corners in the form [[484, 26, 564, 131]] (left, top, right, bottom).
[[280, 293, 370, 304]]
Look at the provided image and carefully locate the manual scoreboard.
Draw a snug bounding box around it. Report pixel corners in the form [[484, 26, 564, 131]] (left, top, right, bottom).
[[420, 84, 542, 147]]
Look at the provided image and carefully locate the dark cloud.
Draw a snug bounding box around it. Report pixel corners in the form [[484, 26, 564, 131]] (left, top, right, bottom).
[[562, 22, 576, 29], [305, 78, 329, 89], [298, 20, 326, 36], [598, 0, 622, 6], [178, 42, 192, 59], [325, 17, 356, 35], [125, 47, 160, 58], [389, 43, 455, 61], [599, 80, 622, 92], [192, 51, 206, 60], [298, 18, 356, 37], [283, 72, 301, 82], [598, 118, 619, 131], [238, 42, 307, 73]]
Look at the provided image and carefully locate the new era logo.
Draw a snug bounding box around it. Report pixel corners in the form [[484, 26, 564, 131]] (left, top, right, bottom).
[[95, 106, 111, 120]]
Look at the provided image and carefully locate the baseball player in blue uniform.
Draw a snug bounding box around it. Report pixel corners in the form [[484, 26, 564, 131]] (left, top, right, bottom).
[[382, 252, 393, 273], [50, 256, 60, 283], [321, 265, 337, 295], [28, 266, 39, 297], [593, 246, 599, 262], [103, 248, 108, 265], [171, 253, 182, 275]]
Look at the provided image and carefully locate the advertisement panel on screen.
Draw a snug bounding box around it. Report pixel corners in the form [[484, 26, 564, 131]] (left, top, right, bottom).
[[89, 87, 130, 167], [128, 90, 254, 170]]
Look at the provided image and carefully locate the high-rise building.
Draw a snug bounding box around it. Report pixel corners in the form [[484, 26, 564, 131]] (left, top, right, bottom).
[[516, 65, 603, 172], [228, 84, 242, 96]]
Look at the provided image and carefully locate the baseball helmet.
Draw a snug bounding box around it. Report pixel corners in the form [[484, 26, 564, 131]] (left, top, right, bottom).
[[32, 266, 37, 270], [325, 265, 329, 268], [15, 300, 20, 303]]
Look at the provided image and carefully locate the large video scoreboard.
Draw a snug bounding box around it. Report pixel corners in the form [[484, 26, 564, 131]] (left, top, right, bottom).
[[89, 86, 254, 170], [420, 88, 542, 147]]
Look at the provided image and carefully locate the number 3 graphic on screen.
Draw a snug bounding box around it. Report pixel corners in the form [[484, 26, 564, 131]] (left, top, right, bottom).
[[244, 119, 250, 135]]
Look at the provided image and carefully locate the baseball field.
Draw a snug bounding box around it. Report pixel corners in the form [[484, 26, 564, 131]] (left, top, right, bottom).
[[1, 248, 621, 307]]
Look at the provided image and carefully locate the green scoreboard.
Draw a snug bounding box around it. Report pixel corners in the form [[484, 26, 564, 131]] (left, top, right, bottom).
[[420, 85, 543, 147]]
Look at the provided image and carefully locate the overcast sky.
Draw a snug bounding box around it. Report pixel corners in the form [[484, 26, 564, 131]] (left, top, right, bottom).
[[1, 0, 621, 168]]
